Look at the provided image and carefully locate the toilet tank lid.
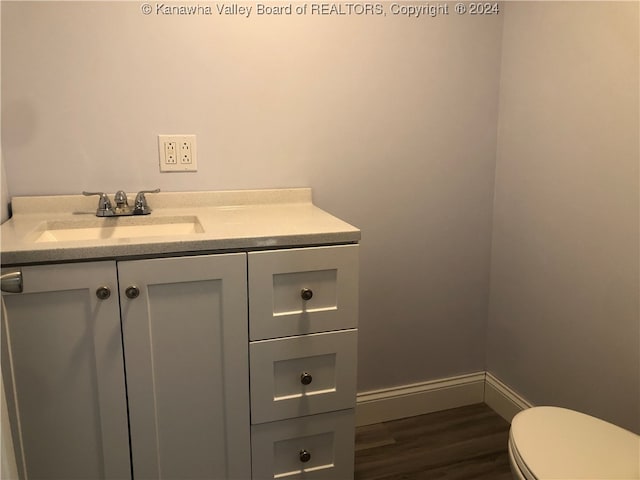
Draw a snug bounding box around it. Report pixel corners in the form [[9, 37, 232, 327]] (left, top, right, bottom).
[[510, 406, 639, 480]]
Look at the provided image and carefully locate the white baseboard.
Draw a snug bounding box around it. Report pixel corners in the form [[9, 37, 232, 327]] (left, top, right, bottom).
[[355, 372, 486, 426], [355, 371, 532, 426], [484, 372, 532, 423]]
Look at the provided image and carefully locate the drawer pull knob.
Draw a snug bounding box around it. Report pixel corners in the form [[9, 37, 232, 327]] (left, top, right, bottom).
[[126, 285, 140, 299], [300, 372, 313, 385], [300, 288, 313, 301], [299, 449, 311, 463], [96, 286, 111, 300]]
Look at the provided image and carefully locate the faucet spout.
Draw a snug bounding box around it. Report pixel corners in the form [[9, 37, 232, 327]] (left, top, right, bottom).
[[114, 191, 129, 210]]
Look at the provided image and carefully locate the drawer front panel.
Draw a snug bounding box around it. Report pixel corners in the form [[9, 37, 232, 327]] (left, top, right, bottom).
[[251, 409, 355, 480], [248, 245, 358, 340], [250, 330, 357, 424]]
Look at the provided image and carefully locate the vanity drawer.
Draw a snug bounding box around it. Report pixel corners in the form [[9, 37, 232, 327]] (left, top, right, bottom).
[[251, 409, 355, 480], [250, 329, 357, 424], [248, 245, 358, 340]]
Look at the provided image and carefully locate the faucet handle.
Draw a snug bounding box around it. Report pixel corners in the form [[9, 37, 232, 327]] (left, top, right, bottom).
[[133, 188, 160, 215], [83, 191, 114, 216]]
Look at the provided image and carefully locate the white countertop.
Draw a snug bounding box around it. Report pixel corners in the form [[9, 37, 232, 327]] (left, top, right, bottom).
[[0, 188, 360, 265]]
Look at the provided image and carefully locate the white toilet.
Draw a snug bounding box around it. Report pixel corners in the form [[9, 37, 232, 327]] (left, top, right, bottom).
[[509, 406, 640, 480]]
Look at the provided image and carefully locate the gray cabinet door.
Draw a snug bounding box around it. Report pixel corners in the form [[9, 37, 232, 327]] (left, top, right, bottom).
[[118, 253, 250, 480], [1, 262, 131, 480]]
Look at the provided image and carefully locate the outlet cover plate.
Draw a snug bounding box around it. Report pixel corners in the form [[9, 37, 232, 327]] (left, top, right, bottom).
[[158, 135, 197, 172]]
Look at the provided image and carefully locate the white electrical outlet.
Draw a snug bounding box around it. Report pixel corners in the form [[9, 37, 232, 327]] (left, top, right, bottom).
[[180, 140, 193, 164], [165, 141, 177, 164], [158, 135, 197, 172]]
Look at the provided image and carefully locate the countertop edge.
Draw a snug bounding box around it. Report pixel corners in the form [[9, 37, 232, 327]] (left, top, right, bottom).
[[1, 231, 361, 266]]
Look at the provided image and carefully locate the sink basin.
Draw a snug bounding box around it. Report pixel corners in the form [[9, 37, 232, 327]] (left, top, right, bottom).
[[33, 216, 204, 243]]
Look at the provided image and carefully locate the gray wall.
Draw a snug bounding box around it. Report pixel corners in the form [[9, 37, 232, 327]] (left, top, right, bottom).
[[0, 1, 8, 223], [0, 159, 8, 224], [487, 2, 640, 433], [1, 2, 503, 391]]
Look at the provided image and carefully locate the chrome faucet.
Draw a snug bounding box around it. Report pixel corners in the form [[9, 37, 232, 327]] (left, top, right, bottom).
[[83, 189, 160, 217]]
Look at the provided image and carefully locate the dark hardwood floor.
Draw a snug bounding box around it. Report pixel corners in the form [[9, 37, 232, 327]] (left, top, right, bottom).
[[354, 403, 513, 480]]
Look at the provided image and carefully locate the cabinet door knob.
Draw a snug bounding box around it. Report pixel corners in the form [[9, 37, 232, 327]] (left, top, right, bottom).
[[300, 288, 313, 301], [299, 449, 311, 463], [96, 286, 111, 300], [125, 285, 140, 299], [300, 372, 313, 385]]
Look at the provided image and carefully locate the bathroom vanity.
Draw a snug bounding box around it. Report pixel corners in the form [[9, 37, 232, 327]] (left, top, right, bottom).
[[0, 189, 360, 480]]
